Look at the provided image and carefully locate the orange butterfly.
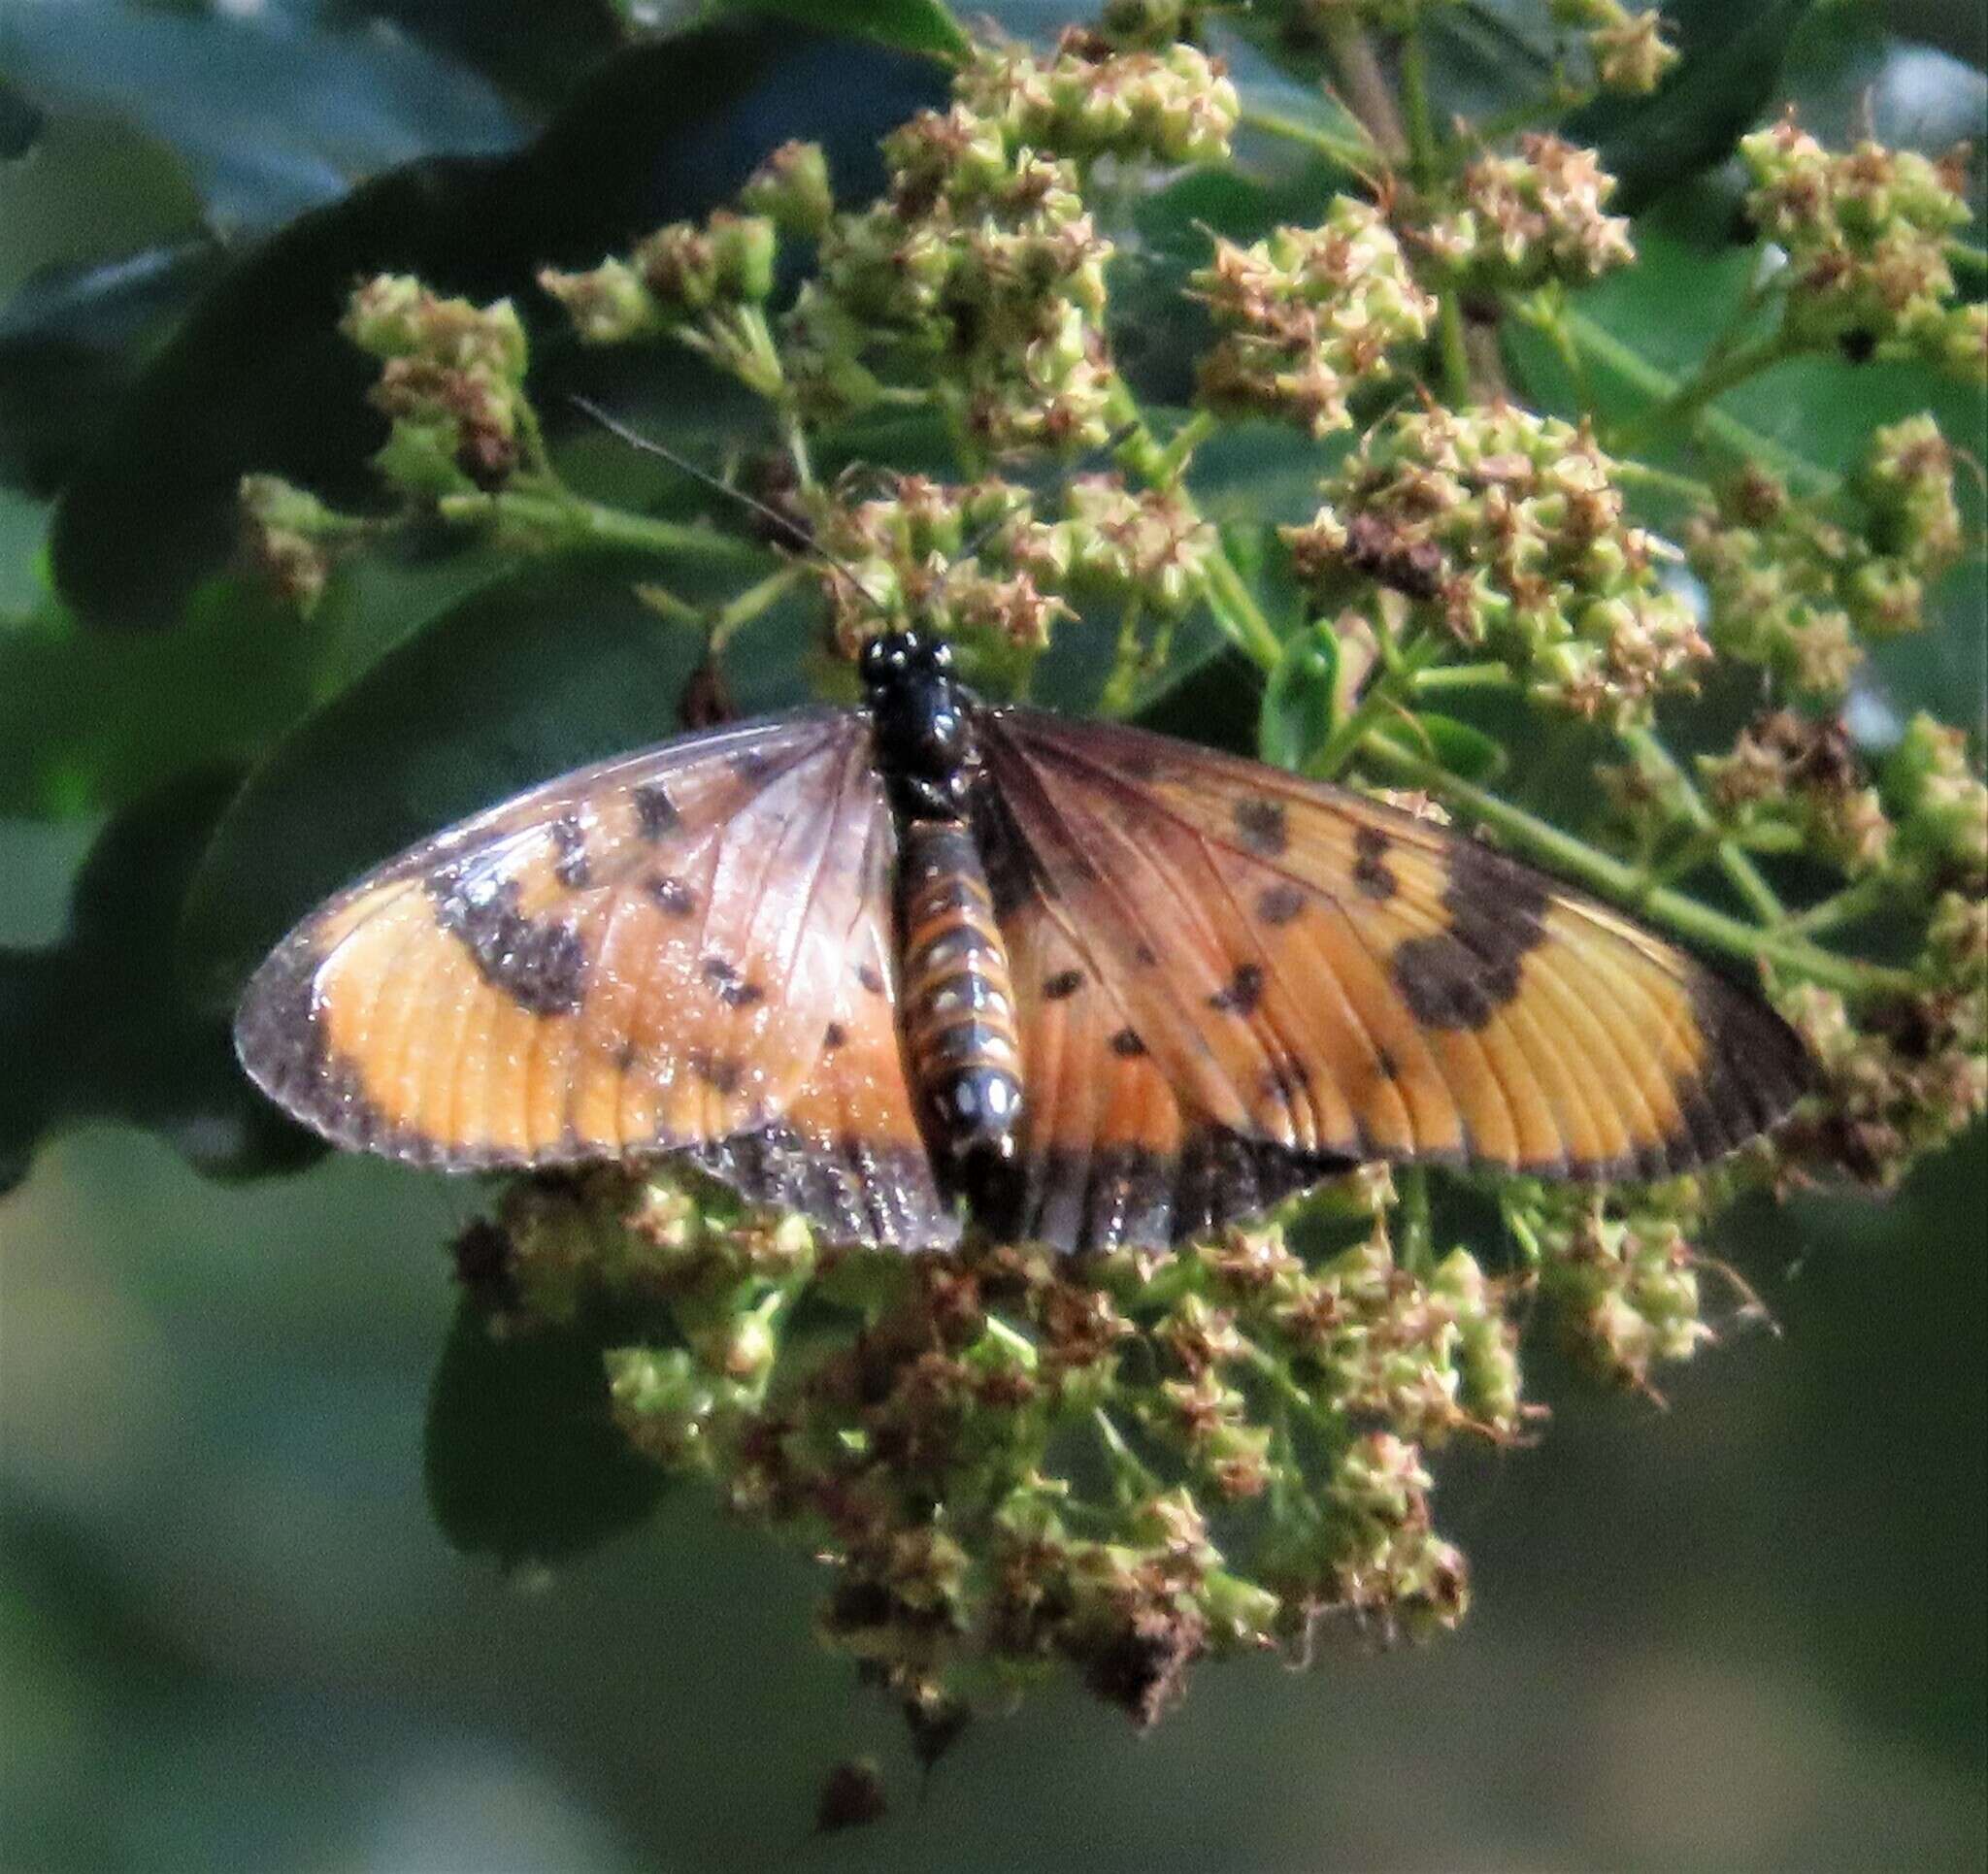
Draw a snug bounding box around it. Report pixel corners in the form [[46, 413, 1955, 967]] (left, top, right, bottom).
[[235, 629, 1809, 1254]]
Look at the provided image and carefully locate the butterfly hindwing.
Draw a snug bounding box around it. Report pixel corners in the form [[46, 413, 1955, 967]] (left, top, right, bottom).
[[235, 709, 948, 1245], [979, 709, 1807, 1249]]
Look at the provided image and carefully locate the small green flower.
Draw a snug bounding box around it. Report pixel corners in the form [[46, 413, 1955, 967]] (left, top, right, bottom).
[[1289, 402, 1706, 724], [1422, 135, 1635, 290], [1193, 201, 1435, 437]]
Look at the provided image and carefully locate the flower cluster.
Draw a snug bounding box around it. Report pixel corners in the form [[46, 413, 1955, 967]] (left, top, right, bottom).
[[1421, 134, 1636, 291], [1687, 416, 1971, 698], [1699, 709, 1894, 878], [1518, 1187, 1726, 1396], [804, 469, 1217, 680], [1740, 122, 1983, 375], [1778, 975, 1987, 1188], [957, 31, 1238, 167], [541, 214, 777, 340], [236, 475, 352, 615], [1549, 0, 1678, 94], [452, 1161, 1558, 1735], [343, 275, 534, 496], [1285, 402, 1707, 724], [1194, 201, 1435, 436], [790, 34, 1233, 450]]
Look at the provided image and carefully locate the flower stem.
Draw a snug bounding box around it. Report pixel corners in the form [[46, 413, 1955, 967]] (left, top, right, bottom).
[[438, 483, 771, 565], [1553, 308, 1836, 493], [1237, 106, 1376, 174], [1619, 727, 1786, 923]]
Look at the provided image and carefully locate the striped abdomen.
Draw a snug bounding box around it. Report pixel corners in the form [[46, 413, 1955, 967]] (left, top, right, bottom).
[[897, 818, 1024, 1180]]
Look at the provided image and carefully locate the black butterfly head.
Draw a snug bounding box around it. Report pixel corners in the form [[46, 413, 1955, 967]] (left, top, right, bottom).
[[860, 627, 951, 693], [863, 629, 975, 821]]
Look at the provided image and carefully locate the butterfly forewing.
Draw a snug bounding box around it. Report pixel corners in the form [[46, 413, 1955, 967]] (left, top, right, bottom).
[[234, 711, 928, 1200], [980, 709, 1808, 1235]]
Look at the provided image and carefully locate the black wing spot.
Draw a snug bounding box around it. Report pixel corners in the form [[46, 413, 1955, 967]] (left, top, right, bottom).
[[730, 747, 778, 782], [1391, 840, 1547, 1030], [1352, 824, 1398, 901], [857, 964, 886, 996], [1110, 1027, 1148, 1059], [646, 873, 696, 917], [1133, 940, 1159, 968], [633, 782, 680, 840], [1043, 968, 1085, 1001], [429, 866, 586, 1015], [823, 1021, 848, 1051], [1256, 882, 1306, 926], [1209, 962, 1266, 1017], [1233, 796, 1288, 857], [1375, 1045, 1401, 1081]]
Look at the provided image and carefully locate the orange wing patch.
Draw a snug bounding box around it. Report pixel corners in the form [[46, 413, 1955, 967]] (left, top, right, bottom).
[[982, 711, 1808, 1213], [236, 713, 946, 1250]]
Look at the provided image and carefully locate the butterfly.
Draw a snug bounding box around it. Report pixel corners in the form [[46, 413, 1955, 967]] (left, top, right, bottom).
[[235, 627, 1810, 1256]]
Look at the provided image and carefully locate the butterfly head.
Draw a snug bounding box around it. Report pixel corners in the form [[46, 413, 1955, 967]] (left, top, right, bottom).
[[862, 628, 978, 821]]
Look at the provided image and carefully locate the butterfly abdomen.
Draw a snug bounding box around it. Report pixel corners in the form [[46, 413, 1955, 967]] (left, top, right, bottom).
[[897, 817, 1025, 1179]]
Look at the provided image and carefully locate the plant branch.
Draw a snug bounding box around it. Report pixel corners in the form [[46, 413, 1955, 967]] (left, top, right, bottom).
[[1318, 15, 1408, 164], [436, 482, 773, 565], [1550, 307, 1837, 494]]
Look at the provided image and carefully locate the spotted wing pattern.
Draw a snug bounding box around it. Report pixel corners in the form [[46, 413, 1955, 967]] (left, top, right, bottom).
[[235, 710, 953, 1248], [979, 709, 1808, 1253]]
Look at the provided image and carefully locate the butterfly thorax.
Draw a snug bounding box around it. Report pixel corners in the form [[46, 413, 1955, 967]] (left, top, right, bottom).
[[861, 630, 1025, 1216]]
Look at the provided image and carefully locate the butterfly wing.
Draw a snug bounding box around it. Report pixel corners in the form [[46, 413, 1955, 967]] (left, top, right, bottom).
[[978, 708, 1808, 1252], [236, 709, 955, 1248]]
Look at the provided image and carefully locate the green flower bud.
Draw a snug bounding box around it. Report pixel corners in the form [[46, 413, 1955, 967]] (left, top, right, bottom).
[[539, 257, 664, 344], [740, 139, 834, 239]]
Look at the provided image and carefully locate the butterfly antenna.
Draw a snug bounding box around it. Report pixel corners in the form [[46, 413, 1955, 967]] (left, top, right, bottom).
[[566, 395, 887, 614]]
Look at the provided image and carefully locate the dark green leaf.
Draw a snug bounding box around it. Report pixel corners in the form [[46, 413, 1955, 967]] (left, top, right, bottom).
[[424, 1301, 667, 1567], [0, 769, 325, 1195], [176, 552, 817, 1010], [0, 581, 318, 820], [322, 0, 632, 113], [718, 0, 970, 60], [0, 6, 523, 230], [47, 16, 948, 628]]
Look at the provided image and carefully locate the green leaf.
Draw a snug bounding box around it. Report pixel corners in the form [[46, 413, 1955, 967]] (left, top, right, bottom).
[[0, 581, 319, 820], [176, 553, 817, 1011], [424, 1301, 668, 1567], [0, 106, 205, 308], [717, 0, 971, 61], [0, 769, 325, 1195], [1377, 710, 1508, 784], [0, 5, 523, 231], [1258, 620, 1341, 770], [46, 16, 949, 628]]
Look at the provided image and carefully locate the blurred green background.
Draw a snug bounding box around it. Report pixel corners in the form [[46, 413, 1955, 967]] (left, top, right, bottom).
[[2, 1, 1983, 1867]]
